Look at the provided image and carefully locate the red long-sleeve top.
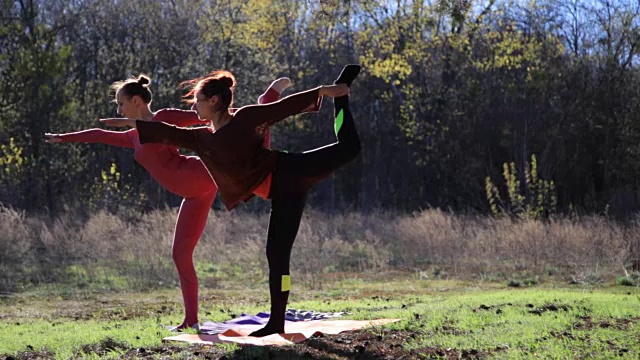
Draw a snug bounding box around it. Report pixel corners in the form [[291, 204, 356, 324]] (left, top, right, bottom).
[[56, 109, 217, 199]]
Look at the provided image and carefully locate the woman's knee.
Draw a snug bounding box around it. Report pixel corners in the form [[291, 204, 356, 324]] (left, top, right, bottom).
[[265, 246, 280, 266], [172, 239, 197, 264]]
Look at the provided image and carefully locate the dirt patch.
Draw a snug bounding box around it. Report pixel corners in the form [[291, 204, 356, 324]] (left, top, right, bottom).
[[473, 303, 513, 314], [541, 330, 589, 344], [549, 323, 634, 358], [573, 316, 640, 331], [432, 320, 472, 336], [294, 329, 501, 359], [1, 348, 55, 360], [549, 330, 578, 340], [2, 329, 508, 360], [437, 325, 470, 336], [121, 344, 227, 359], [600, 339, 630, 354], [72, 338, 129, 357], [527, 303, 571, 315]]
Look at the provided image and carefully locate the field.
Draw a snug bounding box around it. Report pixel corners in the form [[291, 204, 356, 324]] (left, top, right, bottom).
[[2, 207, 640, 358], [1, 273, 640, 359]]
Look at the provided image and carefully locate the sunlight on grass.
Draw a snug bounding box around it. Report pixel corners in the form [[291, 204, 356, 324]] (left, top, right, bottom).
[[0, 319, 171, 359]]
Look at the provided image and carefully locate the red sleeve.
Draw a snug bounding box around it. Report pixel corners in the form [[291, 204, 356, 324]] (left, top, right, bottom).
[[258, 88, 280, 105], [258, 88, 281, 149], [57, 129, 135, 148], [153, 109, 208, 127]]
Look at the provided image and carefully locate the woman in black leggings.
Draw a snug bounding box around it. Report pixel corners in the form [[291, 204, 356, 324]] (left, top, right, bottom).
[[128, 65, 361, 336]]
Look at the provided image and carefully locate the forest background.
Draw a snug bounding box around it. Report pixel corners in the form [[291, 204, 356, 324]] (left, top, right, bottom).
[[2, 0, 640, 290]]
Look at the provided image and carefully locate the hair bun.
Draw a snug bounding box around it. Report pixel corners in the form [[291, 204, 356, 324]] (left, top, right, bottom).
[[219, 76, 234, 89], [137, 75, 151, 86], [207, 70, 236, 89]]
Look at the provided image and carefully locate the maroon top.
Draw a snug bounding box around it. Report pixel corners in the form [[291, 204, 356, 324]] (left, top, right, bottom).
[[137, 86, 323, 210]]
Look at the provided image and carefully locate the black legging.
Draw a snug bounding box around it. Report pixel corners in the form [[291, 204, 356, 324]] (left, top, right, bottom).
[[262, 96, 360, 331]]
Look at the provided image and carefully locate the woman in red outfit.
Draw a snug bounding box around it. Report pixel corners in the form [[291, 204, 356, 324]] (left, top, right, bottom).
[[116, 65, 361, 336], [45, 74, 289, 331]]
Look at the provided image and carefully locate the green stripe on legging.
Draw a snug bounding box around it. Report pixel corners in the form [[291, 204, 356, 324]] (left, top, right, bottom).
[[281, 275, 291, 291], [334, 109, 344, 136]]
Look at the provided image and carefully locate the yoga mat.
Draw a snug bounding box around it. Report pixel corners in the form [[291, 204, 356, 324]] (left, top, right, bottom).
[[163, 318, 401, 346], [197, 310, 348, 335]]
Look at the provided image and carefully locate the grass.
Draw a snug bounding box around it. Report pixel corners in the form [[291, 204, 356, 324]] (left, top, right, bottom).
[[1, 274, 640, 359], [2, 207, 640, 358], [2, 207, 637, 294]]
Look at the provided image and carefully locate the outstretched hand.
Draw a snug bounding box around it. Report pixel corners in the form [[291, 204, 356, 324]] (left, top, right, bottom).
[[319, 84, 350, 98], [44, 133, 62, 143], [100, 118, 137, 127]]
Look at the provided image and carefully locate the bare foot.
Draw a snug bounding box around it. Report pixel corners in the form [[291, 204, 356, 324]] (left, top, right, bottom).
[[167, 322, 200, 333], [269, 77, 292, 94]]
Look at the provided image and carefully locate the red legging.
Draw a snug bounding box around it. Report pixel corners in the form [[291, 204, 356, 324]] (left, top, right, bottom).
[[172, 190, 216, 326]]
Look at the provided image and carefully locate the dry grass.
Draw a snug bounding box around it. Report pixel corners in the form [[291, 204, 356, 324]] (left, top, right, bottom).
[[0, 205, 636, 293], [396, 211, 632, 279]]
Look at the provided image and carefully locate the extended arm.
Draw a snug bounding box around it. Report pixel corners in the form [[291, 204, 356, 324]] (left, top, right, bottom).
[[45, 129, 135, 148], [238, 86, 323, 129], [237, 84, 349, 129], [153, 108, 209, 127], [101, 109, 206, 128], [135, 120, 208, 152]]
